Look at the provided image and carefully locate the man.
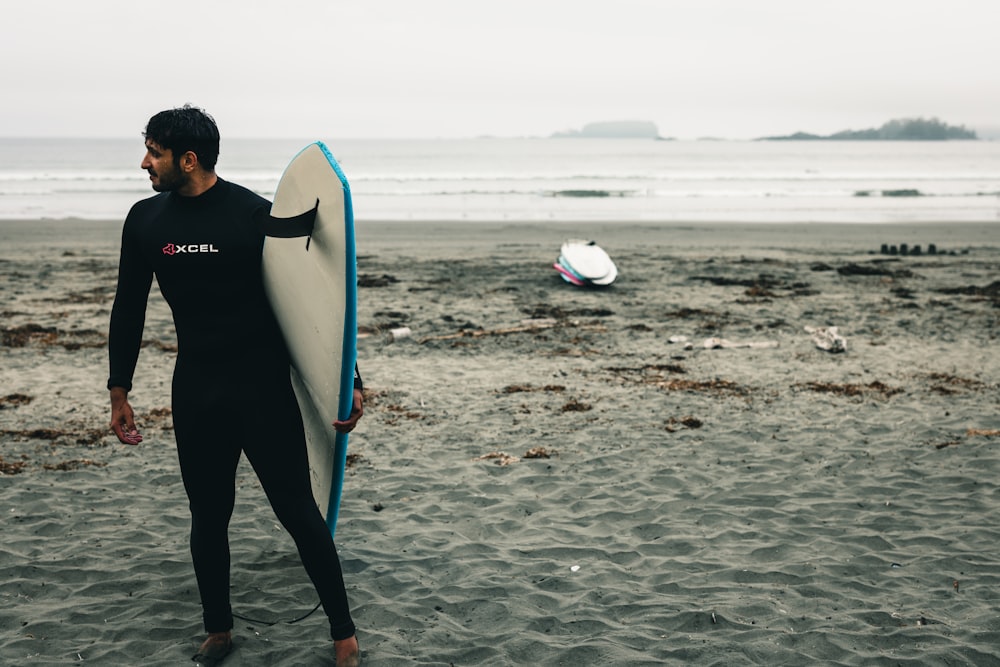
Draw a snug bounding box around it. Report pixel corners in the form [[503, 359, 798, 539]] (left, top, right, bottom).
[[108, 105, 362, 666]]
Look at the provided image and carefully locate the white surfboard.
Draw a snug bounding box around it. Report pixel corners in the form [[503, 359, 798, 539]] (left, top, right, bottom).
[[560, 239, 618, 285], [260, 142, 357, 537]]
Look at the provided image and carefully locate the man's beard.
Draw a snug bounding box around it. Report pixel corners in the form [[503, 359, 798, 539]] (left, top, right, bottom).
[[149, 164, 188, 192]]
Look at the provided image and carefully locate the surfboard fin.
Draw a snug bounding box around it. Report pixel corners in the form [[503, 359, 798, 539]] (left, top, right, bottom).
[[256, 199, 320, 250]]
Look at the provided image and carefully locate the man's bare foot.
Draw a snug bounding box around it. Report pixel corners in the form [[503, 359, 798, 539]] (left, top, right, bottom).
[[334, 634, 361, 666], [192, 631, 233, 664]]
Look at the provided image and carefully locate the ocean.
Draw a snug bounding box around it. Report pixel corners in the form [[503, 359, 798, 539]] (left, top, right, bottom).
[[1, 137, 998, 223]]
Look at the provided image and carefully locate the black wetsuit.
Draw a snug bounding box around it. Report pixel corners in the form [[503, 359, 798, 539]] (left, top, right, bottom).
[[108, 179, 356, 640]]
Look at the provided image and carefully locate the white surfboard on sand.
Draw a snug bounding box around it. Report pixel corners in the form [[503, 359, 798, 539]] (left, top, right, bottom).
[[559, 239, 618, 286], [260, 142, 357, 537]]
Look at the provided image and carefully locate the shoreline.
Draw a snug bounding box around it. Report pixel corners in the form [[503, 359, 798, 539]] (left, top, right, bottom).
[[2, 217, 998, 250]]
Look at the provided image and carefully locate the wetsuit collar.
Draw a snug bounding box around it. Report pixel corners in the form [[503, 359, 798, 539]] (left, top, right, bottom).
[[170, 178, 229, 208]]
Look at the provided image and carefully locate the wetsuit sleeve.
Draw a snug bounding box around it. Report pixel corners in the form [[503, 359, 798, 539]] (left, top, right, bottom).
[[353, 363, 363, 391], [107, 219, 153, 392]]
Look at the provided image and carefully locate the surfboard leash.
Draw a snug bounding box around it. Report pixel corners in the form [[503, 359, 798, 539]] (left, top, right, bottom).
[[232, 600, 322, 626]]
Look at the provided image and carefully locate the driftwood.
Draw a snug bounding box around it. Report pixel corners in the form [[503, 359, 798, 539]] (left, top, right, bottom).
[[419, 318, 607, 343], [702, 337, 779, 350]]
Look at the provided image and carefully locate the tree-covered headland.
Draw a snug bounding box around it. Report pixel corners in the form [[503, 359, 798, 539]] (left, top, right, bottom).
[[762, 117, 977, 141]]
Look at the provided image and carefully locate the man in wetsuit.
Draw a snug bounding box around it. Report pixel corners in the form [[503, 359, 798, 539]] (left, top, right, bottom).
[[107, 105, 362, 667]]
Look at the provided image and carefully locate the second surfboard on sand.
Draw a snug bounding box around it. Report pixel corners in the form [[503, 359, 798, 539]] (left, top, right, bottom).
[[557, 239, 618, 286]]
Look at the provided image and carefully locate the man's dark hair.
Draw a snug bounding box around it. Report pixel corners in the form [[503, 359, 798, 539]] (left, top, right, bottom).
[[143, 105, 221, 171]]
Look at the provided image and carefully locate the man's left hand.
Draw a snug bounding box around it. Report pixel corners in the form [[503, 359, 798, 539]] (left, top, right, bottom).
[[333, 389, 364, 433]]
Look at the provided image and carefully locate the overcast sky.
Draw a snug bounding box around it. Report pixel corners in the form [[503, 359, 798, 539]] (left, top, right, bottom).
[[2, 0, 998, 139]]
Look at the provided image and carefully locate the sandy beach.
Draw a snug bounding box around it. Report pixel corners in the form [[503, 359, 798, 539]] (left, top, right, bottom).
[[1, 218, 998, 666]]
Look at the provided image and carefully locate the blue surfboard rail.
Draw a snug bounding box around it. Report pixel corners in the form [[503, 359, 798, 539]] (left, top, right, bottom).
[[315, 141, 358, 538]]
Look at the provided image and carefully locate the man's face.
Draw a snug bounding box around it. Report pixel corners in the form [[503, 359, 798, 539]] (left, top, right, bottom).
[[140, 139, 187, 192]]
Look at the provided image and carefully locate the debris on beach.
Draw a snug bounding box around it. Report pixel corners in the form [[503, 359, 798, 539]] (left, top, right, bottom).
[[657, 378, 750, 396], [805, 326, 847, 353], [560, 399, 592, 413], [42, 459, 108, 471], [388, 326, 412, 342], [607, 362, 687, 377], [921, 372, 990, 395], [665, 416, 703, 432], [39, 285, 114, 305], [476, 451, 520, 466], [836, 262, 914, 278], [793, 381, 903, 399], [702, 337, 779, 350], [0, 393, 33, 409], [663, 307, 723, 320], [523, 447, 554, 459], [0, 426, 109, 446], [933, 280, 1000, 306], [689, 274, 780, 288], [345, 453, 368, 468], [357, 273, 400, 288], [666, 335, 694, 350], [475, 447, 555, 466], [501, 384, 566, 394], [1, 323, 107, 350], [523, 304, 616, 320], [934, 440, 962, 450], [420, 319, 564, 343], [0, 454, 109, 474], [687, 273, 815, 298], [0, 455, 29, 475], [966, 428, 1000, 437], [140, 339, 178, 352]]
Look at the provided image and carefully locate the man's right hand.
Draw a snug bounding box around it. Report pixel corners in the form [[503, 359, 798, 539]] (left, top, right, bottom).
[[110, 387, 143, 445]]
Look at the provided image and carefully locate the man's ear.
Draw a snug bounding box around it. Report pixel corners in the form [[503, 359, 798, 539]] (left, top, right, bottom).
[[179, 150, 199, 173]]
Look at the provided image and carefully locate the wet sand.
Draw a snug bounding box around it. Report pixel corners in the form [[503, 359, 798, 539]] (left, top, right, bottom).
[[1, 219, 999, 666]]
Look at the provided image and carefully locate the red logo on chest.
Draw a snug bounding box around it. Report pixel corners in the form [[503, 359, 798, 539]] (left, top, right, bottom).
[[162, 243, 220, 255]]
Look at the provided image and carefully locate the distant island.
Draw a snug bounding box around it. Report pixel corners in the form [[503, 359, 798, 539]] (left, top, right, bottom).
[[552, 120, 664, 139], [761, 117, 978, 141]]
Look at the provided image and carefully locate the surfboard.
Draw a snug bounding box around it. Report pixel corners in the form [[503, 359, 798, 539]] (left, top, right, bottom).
[[556, 239, 618, 286], [553, 261, 585, 285], [259, 142, 357, 537], [588, 262, 618, 287], [560, 239, 617, 281]]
